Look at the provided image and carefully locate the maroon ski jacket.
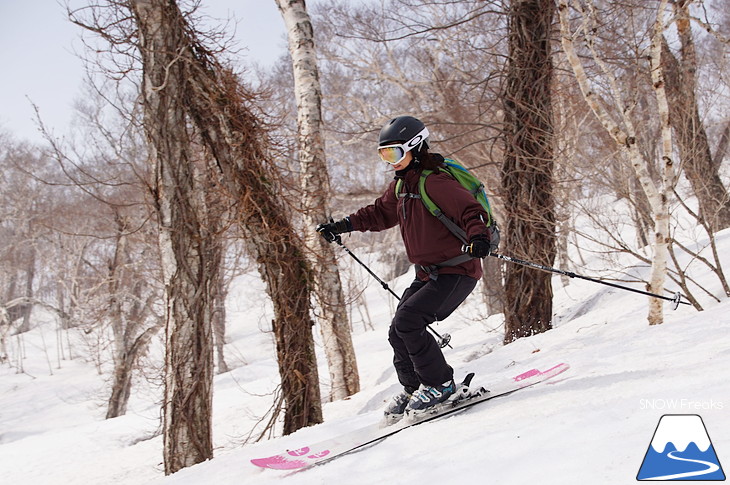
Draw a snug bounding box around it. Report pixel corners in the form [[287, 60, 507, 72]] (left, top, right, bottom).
[[348, 162, 491, 281]]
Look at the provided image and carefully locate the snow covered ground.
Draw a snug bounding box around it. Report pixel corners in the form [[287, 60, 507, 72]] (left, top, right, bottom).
[[1, 230, 729, 485]]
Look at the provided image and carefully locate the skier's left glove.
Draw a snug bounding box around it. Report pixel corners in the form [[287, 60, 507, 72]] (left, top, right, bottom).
[[315, 217, 353, 243], [464, 236, 492, 258], [465, 224, 500, 259]]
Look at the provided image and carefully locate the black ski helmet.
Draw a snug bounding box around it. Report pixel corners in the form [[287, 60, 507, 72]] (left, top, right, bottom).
[[378, 116, 430, 151]]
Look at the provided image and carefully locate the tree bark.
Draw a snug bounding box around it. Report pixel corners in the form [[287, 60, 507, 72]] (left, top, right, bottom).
[[501, 0, 556, 343], [647, 1, 675, 324], [106, 213, 133, 419], [106, 326, 160, 418], [275, 0, 359, 401], [185, 69, 324, 436], [212, 271, 229, 374], [129, 0, 218, 473]]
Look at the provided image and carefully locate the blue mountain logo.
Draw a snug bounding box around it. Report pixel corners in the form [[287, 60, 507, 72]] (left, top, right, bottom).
[[637, 414, 725, 481]]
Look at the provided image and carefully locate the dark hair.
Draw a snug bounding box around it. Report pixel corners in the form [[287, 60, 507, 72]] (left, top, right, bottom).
[[414, 146, 445, 171]]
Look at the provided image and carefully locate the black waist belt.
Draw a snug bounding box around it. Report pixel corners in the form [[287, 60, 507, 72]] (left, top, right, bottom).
[[417, 253, 475, 280]]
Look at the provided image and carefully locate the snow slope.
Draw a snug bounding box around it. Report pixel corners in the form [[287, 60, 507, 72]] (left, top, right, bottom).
[[1, 231, 729, 485]]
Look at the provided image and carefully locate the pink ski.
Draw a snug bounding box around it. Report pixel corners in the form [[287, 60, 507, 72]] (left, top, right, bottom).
[[251, 363, 569, 470]]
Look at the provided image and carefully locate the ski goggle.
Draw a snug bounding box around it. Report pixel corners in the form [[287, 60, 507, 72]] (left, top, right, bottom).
[[378, 127, 429, 165]]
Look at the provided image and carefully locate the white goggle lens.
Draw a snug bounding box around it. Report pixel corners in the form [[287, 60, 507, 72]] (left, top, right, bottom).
[[378, 146, 406, 165]]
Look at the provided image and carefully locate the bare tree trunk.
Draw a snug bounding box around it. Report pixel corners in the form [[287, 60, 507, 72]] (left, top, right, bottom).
[[648, 1, 675, 325], [18, 242, 35, 334], [501, 0, 556, 344], [554, 88, 576, 288], [153, 8, 324, 435], [106, 324, 161, 418], [105, 212, 163, 418], [129, 0, 218, 473], [106, 213, 132, 419], [714, 121, 730, 170], [106, 352, 134, 419], [212, 271, 229, 374], [187, 72, 323, 436], [275, 0, 359, 401], [661, 1, 730, 232]]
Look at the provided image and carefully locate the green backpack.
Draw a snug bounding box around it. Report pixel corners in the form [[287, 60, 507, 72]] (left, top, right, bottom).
[[395, 157, 496, 245]]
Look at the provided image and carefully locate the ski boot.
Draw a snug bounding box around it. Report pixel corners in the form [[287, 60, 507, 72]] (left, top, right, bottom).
[[405, 379, 456, 417], [404, 373, 479, 422], [380, 387, 415, 427]]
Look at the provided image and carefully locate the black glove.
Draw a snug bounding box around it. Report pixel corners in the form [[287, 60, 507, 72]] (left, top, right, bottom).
[[315, 217, 353, 243], [464, 236, 491, 258], [464, 225, 500, 258]]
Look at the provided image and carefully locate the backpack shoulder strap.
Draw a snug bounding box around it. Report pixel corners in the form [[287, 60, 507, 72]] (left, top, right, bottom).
[[418, 169, 468, 245], [395, 178, 421, 200], [395, 177, 423, 220], [417, 169, 438, 216]]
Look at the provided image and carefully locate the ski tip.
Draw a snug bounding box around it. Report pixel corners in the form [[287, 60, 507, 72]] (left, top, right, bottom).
[[251, 447, 332, 470], [250, 457, 307, 470], [513, 363, 569, 382], [250, 458, 273, 469]]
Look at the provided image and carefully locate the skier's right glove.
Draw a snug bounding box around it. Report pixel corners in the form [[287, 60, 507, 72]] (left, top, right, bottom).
[[315, 217, 353, 243]]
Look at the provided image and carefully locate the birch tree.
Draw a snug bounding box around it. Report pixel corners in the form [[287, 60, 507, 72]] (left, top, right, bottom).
[[661, 0, 730, 232], [558, 0, 679, 324], [105, 210, 163, 418], [75, 1, 324, 464], [275, 0, 359, 401], [128, 0, 221, 472]]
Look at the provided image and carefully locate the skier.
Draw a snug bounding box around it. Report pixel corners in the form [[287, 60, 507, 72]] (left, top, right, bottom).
[[316, 116, 498, 424]]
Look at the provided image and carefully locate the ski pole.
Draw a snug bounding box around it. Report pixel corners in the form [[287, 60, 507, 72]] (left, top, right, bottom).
[[332, 235, 453, 349], [489, 252, 690, 310]]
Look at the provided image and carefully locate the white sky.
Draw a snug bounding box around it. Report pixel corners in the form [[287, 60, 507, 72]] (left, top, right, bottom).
[[0, 1, 288, 144]]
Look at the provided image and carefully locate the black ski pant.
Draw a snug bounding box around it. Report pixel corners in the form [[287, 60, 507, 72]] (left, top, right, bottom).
[[388, 274, 477, 390]]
